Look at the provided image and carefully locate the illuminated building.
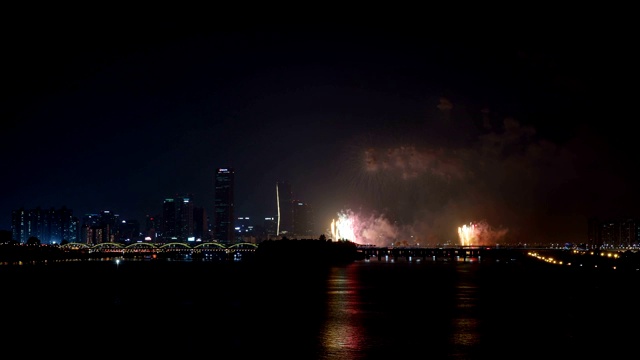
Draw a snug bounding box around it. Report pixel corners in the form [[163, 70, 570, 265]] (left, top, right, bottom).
[[81, 211, 119, 244], [11, 206, 79, 244], [293, 200, 314, 238], [588, 217, 640, 248], [276, 181, 293, 236], [214, 168, 235, 243], [145, 214, 161, 242], [162, 194, 194, 243], [119, 218, 140, 243], [235, 216, 256, 243], [193, 206, 209, 242], [263, 217, 277, 239]]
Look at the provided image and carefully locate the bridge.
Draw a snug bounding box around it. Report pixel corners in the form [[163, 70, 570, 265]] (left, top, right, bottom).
[[58, 242, 519, 263], [356, 245, 640, 271], [356, 246, 527, 262], [21, 242, 640, 269], [58, 241, 259, 261]]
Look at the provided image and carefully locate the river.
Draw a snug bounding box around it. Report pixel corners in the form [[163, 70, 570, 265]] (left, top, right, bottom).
[[2, 256, 638, 359]]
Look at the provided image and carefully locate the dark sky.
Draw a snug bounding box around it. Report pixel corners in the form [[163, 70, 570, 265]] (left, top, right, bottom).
[[1, 20, 636, 245]]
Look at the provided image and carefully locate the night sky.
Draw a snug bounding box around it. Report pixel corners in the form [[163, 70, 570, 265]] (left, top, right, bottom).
[[2, 20, 635, 245]]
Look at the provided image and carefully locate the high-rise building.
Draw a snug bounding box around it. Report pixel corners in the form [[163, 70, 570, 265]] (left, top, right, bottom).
[[145, 214, 161, 242], [587, 217, 640, 248], [179, 195, 195, 241], [162, 194, 194, 242], [235, 216, 256, 243], [99, 210, 119, 242], [119, 219, 140, 243], [12, 206, 79, 244], [81, 210, 124, 244], [162, 199, 177, 241], [263, 217, 277, 239], [193, 206, 209, 242], [82, 213, 104, 245], [214, 168, 235, 243], [276, 181, 293, 236], [293, 200, 314, 238]]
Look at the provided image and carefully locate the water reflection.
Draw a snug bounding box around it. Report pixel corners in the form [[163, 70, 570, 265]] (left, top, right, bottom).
[[449, 264, 481, 358], [319, 264, 366, 359]]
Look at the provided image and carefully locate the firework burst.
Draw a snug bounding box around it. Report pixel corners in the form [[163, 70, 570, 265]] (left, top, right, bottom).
[[330, 209, 398, 247], [457, 221, 508, 246]]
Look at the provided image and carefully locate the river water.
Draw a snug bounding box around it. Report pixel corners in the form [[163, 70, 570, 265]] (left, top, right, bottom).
[[2, 256, 638, 359]]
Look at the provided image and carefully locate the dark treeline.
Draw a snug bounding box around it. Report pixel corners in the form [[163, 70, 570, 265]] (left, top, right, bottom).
[[0, 230, 67, 262], [254, 238, 365, 264]]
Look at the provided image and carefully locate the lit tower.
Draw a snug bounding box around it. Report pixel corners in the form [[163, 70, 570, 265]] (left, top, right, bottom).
[[214, 168, 235, 244], [293, 200, 314, 238], [276, 181, 293, 236], [162, 194, 194, 242]]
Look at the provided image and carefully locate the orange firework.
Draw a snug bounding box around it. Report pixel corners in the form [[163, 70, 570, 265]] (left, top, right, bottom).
[[458, 223, 477, 246]]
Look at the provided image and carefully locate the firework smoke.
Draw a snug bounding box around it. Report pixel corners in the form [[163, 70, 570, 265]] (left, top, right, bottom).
[[331, 209, 398, 247], [364, 146, 465, 181], [330, 99, 591, 246], [457, 221, 508, 246]]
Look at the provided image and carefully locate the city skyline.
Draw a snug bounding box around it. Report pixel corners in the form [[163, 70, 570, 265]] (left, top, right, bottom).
[[2, 22, 636, 245], [6, 178, 320, 245]]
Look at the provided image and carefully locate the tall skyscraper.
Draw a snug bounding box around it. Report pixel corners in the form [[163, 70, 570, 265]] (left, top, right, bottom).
[[293, 200, 314, 238], [263, 217, 277, 239], [162, 198, 177, 241], [12, 206, 79, 244], [82, 213, 103, 245], [214, 168, 235, 243], [119, 219, 140, 243], [276, 181, 293, 236], [162, 194, 194, 242], [193, 206, 209, 242], [235, 216, 255, 243], [98, 210, 119, 242], [145, 214, 161, 242], [82, 210, 135, 244]]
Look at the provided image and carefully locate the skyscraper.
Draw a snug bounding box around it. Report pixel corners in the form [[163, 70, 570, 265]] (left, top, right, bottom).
[[263, 217, 277, 239], [276, 181, 293, 236], [162, 194, 194, 242], [193, 206, 209, 242], [145, 214, 161, 242], [12, 206, 79, 244], [293, 200, 314, 238], [214, 168, 235, 243]]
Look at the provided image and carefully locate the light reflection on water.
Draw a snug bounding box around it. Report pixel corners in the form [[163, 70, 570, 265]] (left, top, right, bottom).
[[449, 265, 481, 358], [4, 256, 639, 358], [319, 264, 366, 359], [317, 260, 483, 359]]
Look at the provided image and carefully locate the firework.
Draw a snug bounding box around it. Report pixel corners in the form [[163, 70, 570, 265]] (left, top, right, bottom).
[[458, 223, 477, 246], [331, 212, 356, 242], [330, 209, 397, 247], [458, 221, 508, 246]]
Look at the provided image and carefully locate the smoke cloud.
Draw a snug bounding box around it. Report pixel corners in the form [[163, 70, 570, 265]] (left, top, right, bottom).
[[331, 97, 604, 246]]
